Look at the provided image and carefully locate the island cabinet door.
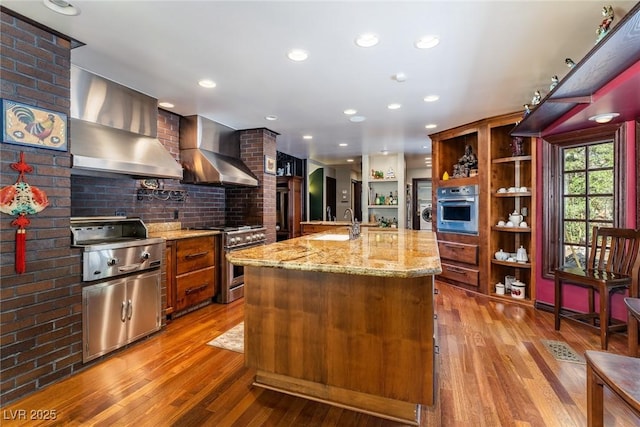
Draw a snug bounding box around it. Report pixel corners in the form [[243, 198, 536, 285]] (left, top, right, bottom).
[[243, 266, 436, 408]]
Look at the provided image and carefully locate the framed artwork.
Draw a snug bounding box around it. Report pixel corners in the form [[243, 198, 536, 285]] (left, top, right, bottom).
[[2, 99, 68, 152], [264, 155, 276, 175]]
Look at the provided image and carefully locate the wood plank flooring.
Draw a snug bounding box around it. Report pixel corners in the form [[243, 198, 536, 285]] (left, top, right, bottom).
[[2, 282, 638, 426]]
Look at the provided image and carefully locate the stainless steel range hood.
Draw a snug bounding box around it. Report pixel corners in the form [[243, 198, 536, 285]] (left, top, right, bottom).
[[180, 115, 258, 187], [70, 66, 183, 180]]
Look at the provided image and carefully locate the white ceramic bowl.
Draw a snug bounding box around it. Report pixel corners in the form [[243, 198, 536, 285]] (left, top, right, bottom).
[[498, 220, 506, 226], [506, 221, 514, 227]]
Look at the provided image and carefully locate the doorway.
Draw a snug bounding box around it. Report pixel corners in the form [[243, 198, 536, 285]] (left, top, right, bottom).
[[412, 178, 433, 230]]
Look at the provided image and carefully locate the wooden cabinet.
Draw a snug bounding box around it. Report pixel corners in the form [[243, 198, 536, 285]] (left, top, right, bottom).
[[166, 236, 218, 317], [488, 123, 536, 302], [276, 176, 303, 241], [438, 240, 480, 288], [431, 111, 536, 301], [165, 240, 176, 316]]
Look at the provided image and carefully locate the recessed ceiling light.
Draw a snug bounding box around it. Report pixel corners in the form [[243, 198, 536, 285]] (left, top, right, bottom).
[[343, 109, 357, 115], [425, 124, 437, 129], [347, 159, 354, 162], [265, 115, 278, 121], [349, 116, 366, 123], [355, 33, 379, 48], [588, 112, 620, 123], [381, 150, 389, 155], [339, 143, 348, 147], [415, 36, 440, 49], [158, 101, 174, 109], [198, 79, 216, 88], [387, 103, 401, 110], [43, 0, 80, 16], [423, 95, 440, 102], [287, 49, 309, 61], [303, 135, 313, 140]]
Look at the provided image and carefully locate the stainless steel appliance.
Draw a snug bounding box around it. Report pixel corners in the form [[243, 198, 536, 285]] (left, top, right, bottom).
[[436, 185, 479, 235], [71, 217, 164, 362], [195, 225, 266, 303]]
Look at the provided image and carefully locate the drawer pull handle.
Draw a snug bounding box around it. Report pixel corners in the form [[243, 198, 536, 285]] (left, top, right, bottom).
[[185, 251, 209, 259], [446, 266, 466, 274], [185, 283, 209, 295]]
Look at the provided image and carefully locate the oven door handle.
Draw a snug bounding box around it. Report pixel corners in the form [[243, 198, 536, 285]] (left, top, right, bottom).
[[118, 264, 141, 272], [438, 198, 475, 203]]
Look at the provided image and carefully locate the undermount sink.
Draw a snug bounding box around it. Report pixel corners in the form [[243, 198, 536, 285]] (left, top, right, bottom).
[[311, 234, 350, 241]]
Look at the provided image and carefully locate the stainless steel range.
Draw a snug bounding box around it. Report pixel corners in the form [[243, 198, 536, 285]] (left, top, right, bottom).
[[71, 217, 164, 362], [195, 225, 266, 303]]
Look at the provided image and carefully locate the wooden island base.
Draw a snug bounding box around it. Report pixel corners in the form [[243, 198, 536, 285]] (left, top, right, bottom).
[[244, 266, 436, 425]]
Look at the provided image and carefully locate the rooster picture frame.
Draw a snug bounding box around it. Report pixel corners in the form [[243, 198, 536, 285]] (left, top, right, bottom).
[[2, 99, 68, 152]]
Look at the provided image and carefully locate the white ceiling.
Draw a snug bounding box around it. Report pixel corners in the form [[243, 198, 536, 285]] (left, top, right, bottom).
[[3, 1, 637, 169]]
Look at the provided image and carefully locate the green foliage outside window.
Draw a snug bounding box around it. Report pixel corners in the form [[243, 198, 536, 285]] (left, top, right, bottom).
[[561, 142, 614, 267]]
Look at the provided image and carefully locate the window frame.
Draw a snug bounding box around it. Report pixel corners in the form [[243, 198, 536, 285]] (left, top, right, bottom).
[[542, 124, 627, 279]]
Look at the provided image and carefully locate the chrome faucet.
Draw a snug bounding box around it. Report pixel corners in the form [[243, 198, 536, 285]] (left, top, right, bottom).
[[326, 206, 333, 222], [344, 208, 360, 239]]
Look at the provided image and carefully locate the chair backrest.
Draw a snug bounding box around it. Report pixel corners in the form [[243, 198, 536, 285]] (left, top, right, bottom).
[[587, 226, 640, 276]]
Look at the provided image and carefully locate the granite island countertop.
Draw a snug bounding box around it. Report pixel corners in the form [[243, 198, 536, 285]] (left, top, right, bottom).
[[227, 227, 441, 278]]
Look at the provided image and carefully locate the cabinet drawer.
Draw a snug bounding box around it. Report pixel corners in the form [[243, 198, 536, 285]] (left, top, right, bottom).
[[438, 241, 478, 265], [176, 237, 215, 274], [439, 262, 479, 287], [176, 266, 216, 311]]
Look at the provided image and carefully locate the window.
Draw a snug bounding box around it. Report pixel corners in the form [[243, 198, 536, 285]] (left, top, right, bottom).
[[561, 142, 614, 267], [542, 124, 626, 277]]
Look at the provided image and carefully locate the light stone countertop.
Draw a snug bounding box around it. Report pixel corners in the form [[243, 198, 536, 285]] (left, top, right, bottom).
[[147, 222, 221, 240], [300, 220, 379, 227], [227, 227, 441, 278]]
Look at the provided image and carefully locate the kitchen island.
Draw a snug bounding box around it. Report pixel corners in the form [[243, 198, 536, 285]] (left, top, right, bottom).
[[227, 227, 441, 425]]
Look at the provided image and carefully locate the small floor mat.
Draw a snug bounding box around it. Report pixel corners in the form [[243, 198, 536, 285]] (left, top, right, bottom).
[[207, 322, 244, 353], [541, 339, 585, 364]]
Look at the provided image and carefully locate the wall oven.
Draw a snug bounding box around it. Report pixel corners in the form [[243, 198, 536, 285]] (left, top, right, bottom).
[[436, 185, 479, 235]]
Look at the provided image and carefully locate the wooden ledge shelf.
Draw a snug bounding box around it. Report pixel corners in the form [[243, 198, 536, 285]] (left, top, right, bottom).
[[491, 259, 532, 269]]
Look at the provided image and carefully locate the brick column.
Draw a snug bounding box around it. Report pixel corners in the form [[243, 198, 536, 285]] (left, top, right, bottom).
[[227, 128, 278, 243]]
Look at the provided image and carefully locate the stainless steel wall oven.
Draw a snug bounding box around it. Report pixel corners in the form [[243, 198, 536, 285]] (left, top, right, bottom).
[[436, 185, 479, 235]]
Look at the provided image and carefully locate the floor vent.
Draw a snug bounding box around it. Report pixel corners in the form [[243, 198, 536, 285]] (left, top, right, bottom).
[[541, 340, 585, 364]]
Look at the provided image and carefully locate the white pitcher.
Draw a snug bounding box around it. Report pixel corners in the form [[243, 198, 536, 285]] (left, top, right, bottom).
[[516, 245, 528, 262]]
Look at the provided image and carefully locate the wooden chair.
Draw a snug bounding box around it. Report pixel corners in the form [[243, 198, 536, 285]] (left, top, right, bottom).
[[554, 226, 640, 350], [585, 350, 640, 427]]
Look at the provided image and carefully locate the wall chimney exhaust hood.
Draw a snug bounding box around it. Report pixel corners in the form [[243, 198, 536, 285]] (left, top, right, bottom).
[[179, 115, 258, 187], [70, 66, 183, 180]]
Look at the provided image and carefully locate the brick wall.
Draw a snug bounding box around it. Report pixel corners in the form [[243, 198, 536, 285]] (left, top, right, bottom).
[[0, 10, 80, 405]]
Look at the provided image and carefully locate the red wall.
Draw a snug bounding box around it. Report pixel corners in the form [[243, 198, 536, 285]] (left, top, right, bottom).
[[535, 120, 638, 320]]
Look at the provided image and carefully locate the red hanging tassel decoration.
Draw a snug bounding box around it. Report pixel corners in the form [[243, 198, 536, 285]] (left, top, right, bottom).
[[12, 214, 30, 274], [1, 152, 48, 274]]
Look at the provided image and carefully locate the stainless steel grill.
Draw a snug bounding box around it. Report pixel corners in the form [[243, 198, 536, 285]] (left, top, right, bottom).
[[71, 217, 163, 362]]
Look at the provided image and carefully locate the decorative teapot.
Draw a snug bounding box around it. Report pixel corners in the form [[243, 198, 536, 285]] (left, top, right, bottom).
[[494, 249, 509, 261], [516, 245, 528, 262], [509, 210, 523, 225]]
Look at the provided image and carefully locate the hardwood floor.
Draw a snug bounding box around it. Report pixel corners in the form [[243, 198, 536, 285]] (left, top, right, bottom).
[[2, 282, 638, 426]]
